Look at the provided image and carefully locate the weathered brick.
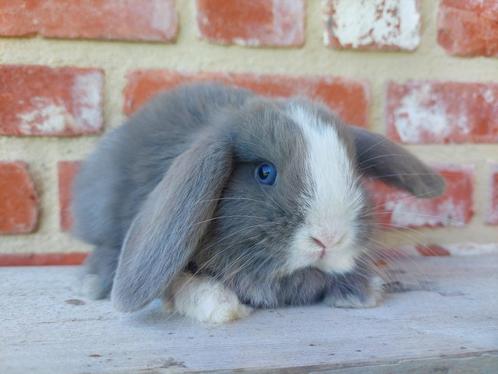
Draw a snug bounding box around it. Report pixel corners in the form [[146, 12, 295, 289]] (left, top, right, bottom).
[[399, 243, 498, 257], [367, 165, 474, 229], [58, 161, 80, 232], [196, 0, 304, 47], [386, 81, 498, 144], [487, 165, 498, 225], [38, 0, 178, 42], [438, 0, 498, 57], [0, 0, 38, 36], [0, 162, 39, 234], [0, 252, 87, 266], [415, 245, 451, 257], [323, 0, 421, 51], [0, 65, 104, 137], [0, 0, 178, 42], [124, 70, 370, 126]]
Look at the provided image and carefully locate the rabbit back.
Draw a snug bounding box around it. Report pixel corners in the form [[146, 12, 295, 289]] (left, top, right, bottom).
[[71, 83, 252, 249]]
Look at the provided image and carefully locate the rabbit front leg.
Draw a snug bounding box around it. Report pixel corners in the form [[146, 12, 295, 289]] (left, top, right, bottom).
[[164, 273, 252, 324], [80, 246, 120, 300], [323, 271, 384, 309]]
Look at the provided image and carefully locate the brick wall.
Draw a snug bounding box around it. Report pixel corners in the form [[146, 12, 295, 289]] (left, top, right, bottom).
[[0, 0, 497, 264]]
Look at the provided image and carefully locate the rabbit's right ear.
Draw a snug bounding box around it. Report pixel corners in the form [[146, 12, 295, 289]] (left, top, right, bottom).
[[350, 126, 445, 198], [111, 129, 233, 312]]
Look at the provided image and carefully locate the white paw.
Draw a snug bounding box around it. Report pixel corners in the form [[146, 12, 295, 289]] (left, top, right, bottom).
[[192, 289, 253, 324], [168, 275, 252, 324]]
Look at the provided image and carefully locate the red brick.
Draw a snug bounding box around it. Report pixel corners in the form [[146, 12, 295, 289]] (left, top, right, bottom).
[[323, 0, 421, 51], [196, 0, 304, 47], [379, 244, 498, 260], [38, 0, 178, 42], [367, 165, 474, 229], [487, 165, 498, 225], [406, 243, 498, 256], [0, 162, 39, 234], [438, 0, 498, 56], [440, 0, 487, 12], [416, 246, 451, 257], [0, 252, 87, 266], [124, 70, 370, 127], [386, 81, 498, 144], [0, 65, 104, 137], [0, 0, 38, 36], [0, 0, 178, 42], [58, 161, 80, 232]]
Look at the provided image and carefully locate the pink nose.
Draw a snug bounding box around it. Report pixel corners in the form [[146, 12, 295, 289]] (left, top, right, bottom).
[[311, 237, 327, 259], [311, 232, 345, 252], [311, 237, 327, 249]]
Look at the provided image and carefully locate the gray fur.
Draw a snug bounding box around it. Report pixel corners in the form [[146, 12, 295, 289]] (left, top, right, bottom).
[[72, 82, 445, 312], [351, 126, 445, 198]]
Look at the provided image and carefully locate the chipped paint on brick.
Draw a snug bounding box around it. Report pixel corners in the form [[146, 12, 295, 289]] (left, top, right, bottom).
[[391, 83, 470, 144], [271, 0, 305, 47], [483, 88, 496, 104], [72, 71, 104, 131], [386, 199, 469, 228], [232, 37, 262, 47], [0, 65, 104, 137], [368, 165, 475, 229], [18, 98, 75, 136], [149, 0, 178, 38], [325, 0, 421, 50], [387, 81, 498, 144]]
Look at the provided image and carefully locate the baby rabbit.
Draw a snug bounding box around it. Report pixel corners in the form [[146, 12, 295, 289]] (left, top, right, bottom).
[[72, 83, 444, 323]]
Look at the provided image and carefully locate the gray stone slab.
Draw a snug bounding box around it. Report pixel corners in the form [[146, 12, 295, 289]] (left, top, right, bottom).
[[1, 255, 497, 373]]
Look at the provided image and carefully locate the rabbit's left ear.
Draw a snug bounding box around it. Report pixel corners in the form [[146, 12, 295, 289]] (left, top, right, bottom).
[[350, 126, 445, 198], [111, 129, 233, 312]]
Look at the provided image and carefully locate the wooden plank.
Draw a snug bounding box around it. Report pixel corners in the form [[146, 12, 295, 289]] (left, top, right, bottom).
[[1, 255, 497, 373]]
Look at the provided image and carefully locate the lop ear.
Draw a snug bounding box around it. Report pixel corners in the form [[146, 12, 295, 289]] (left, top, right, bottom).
[[111, 130, 233, 312], [350, 126, 445, 198]]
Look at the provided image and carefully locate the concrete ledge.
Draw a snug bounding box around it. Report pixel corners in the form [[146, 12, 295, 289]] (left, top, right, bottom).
[[1, 255, 498, 373]]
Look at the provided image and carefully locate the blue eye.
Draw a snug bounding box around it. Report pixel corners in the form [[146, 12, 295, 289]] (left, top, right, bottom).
[[255, 163, 277, 185]]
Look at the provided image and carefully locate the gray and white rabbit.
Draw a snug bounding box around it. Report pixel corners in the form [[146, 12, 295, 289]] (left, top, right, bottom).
[[72, 82, 444, 324]]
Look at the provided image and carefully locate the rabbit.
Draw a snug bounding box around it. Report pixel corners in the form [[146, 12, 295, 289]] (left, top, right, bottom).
[[72, 82, 445, 324]]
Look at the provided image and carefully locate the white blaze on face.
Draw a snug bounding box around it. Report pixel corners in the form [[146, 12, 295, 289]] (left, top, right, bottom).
[[285, 105, 364, 274]]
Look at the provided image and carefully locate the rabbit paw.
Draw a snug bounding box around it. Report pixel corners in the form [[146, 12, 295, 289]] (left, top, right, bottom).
[[79, 273, 104, 299], [78, 246, 118, 300], [167, 274, 252, 324], [324, 276, 384, 309], [79, 273, 112, 300]]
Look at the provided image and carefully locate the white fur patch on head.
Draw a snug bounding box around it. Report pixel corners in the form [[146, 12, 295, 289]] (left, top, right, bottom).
[[284, 105, 364, 274]]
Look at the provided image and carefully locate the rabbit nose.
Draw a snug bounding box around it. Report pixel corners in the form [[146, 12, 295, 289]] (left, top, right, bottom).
[[311, 237, 327, 259], [311, 237, 327, 249], [311, 232, 345, 253]]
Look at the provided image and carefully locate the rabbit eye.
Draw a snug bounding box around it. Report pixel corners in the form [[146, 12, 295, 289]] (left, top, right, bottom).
[[255, 163, 277, 185]]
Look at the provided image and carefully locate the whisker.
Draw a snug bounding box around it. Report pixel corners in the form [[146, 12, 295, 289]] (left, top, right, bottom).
[[192, 215, 267, 226], [167, 222, 275, 301]]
